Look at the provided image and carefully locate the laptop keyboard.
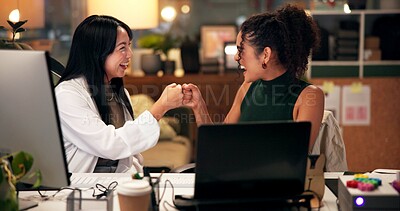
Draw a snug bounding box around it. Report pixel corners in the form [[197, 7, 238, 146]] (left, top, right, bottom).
[[70, 176, 115, 188], [159, 174, 195, 188], [70, 173, 132, 188], [70, 173, 195, 189]]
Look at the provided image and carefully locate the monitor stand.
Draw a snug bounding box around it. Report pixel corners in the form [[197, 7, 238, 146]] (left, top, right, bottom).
[[19, 199, 38, 211]]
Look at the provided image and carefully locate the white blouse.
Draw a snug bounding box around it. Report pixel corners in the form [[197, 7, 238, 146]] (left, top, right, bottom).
[[55, 77, 159, 173]]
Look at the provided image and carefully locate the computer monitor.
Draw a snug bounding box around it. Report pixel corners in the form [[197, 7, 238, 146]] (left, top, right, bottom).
[[0, 50, 69, 189]]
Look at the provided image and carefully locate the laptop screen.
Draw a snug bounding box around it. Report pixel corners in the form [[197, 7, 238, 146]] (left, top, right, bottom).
[[194, 121, 311, 200]]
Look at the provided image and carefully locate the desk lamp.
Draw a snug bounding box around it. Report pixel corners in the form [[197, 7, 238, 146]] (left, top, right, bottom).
[[86, 0, 158, 29]]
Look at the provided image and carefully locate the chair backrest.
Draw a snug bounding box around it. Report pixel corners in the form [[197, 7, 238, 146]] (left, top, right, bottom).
[[311, 110, 348, 171], [49, 56, 65, 86]]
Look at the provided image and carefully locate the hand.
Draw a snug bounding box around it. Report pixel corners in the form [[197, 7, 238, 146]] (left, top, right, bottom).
[[157, 83, 183, 110], [182, 83, 203, 109], [150, 83, 183, 120], [182, 83, 212, 125]]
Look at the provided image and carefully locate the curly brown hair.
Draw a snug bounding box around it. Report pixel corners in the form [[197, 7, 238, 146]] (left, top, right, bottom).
[[239, 4, 320, 79]]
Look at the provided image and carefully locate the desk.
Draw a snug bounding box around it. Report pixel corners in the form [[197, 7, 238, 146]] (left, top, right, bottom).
[[18, 173, 341, 211]]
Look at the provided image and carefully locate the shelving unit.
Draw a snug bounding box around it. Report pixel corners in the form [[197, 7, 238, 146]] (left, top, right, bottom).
[[309, 9, 400, 78]]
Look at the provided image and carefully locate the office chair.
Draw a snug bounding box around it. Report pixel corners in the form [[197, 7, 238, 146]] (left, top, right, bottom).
[[311, 110, 348, 172], [49, 56, 65, 86], [172, 110, 348, 173], [170, 162, 196, 173]]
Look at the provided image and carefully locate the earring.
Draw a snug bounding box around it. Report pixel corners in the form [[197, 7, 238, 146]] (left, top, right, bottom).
[[262, 62, 267, 69]]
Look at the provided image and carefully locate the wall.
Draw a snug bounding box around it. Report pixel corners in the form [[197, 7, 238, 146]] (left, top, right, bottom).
[[311, 77, 400, 172], [125, 75, 400, 172]]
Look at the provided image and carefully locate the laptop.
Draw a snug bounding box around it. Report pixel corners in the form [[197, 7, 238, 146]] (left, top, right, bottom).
[[175, 121, 311, 207]]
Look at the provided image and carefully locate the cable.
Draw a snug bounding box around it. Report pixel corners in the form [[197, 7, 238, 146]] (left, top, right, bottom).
[[336, 198, 341, 211], [36, 180, 118, 201], [92, 181, 118, 199], [303, 189, 321, 211], [162, 200, 176, 211], [158, 179, 177, 211], [308, 177, 313, 190], [304, 176, 322, 211], [151, 170, 165, 208], [37, 187, 84, 200], [159, 179, 174, 203]]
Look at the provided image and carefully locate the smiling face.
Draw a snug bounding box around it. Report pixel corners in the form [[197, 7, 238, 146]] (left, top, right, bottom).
[[234, 31, 265, 83], [104, 26, 132, 82]]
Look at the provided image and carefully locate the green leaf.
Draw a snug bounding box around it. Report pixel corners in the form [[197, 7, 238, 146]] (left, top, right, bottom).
[[137, 34, 164, 50], [32, 170, 42, 188], [24, 169, 42, 188], [137, 33, 181, 60], [7, 20, 16, 29], [15, 28, 26, 33], [0, 188, 19, 211], [0, 26, 7, 31], [11, 151, 33, 176], [13, 20, 28, 30]]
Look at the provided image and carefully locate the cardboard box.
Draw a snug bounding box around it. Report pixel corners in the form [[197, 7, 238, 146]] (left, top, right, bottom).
[[365, 36, 380, 49], [364, 49, 381, 61]]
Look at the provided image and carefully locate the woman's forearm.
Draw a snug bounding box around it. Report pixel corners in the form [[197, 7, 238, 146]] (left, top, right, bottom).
[[193, 99, 213, 126]]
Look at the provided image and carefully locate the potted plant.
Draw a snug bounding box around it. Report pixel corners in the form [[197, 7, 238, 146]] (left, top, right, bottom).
[[136, 34, 163, 75], [0, 151, 41, 211], [0, 20, 32, 50], [137, 33, 180, 75]]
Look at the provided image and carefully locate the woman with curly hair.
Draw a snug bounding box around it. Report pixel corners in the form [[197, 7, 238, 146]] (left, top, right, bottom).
[[183, 4, 324, 150]]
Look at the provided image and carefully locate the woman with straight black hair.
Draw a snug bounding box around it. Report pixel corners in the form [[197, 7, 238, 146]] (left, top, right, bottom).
[[56, 15, 183, 173]]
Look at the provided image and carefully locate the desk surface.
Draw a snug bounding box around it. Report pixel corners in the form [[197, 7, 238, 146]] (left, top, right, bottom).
[[18, 173, 342, 211]]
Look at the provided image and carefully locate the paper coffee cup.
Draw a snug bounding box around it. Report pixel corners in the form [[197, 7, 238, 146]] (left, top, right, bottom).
[[117, 180, 152, 211]]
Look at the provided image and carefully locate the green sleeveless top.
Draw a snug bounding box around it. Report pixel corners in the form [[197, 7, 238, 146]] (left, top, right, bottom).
[[239, 71, 310, 122]]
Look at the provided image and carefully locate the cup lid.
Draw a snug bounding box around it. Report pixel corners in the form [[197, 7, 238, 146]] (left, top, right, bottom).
[[117, 180, 152, 196]]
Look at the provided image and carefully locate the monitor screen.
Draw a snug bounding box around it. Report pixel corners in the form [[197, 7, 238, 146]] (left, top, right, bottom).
[[0, 50, 69, 189]]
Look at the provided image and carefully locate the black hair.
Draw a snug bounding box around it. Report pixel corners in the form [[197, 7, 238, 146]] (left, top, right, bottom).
[[239, 4, 320, 79], [58, 15, 134, 124]]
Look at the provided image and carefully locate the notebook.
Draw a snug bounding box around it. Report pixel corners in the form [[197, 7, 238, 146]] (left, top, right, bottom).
[[176, 121, 311, 206]]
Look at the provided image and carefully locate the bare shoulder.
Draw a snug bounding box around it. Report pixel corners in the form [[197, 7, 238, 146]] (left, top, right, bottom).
[[304, 84, 323, 93], [301, 84, 325, 101], [294, 84, 324, 112]]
